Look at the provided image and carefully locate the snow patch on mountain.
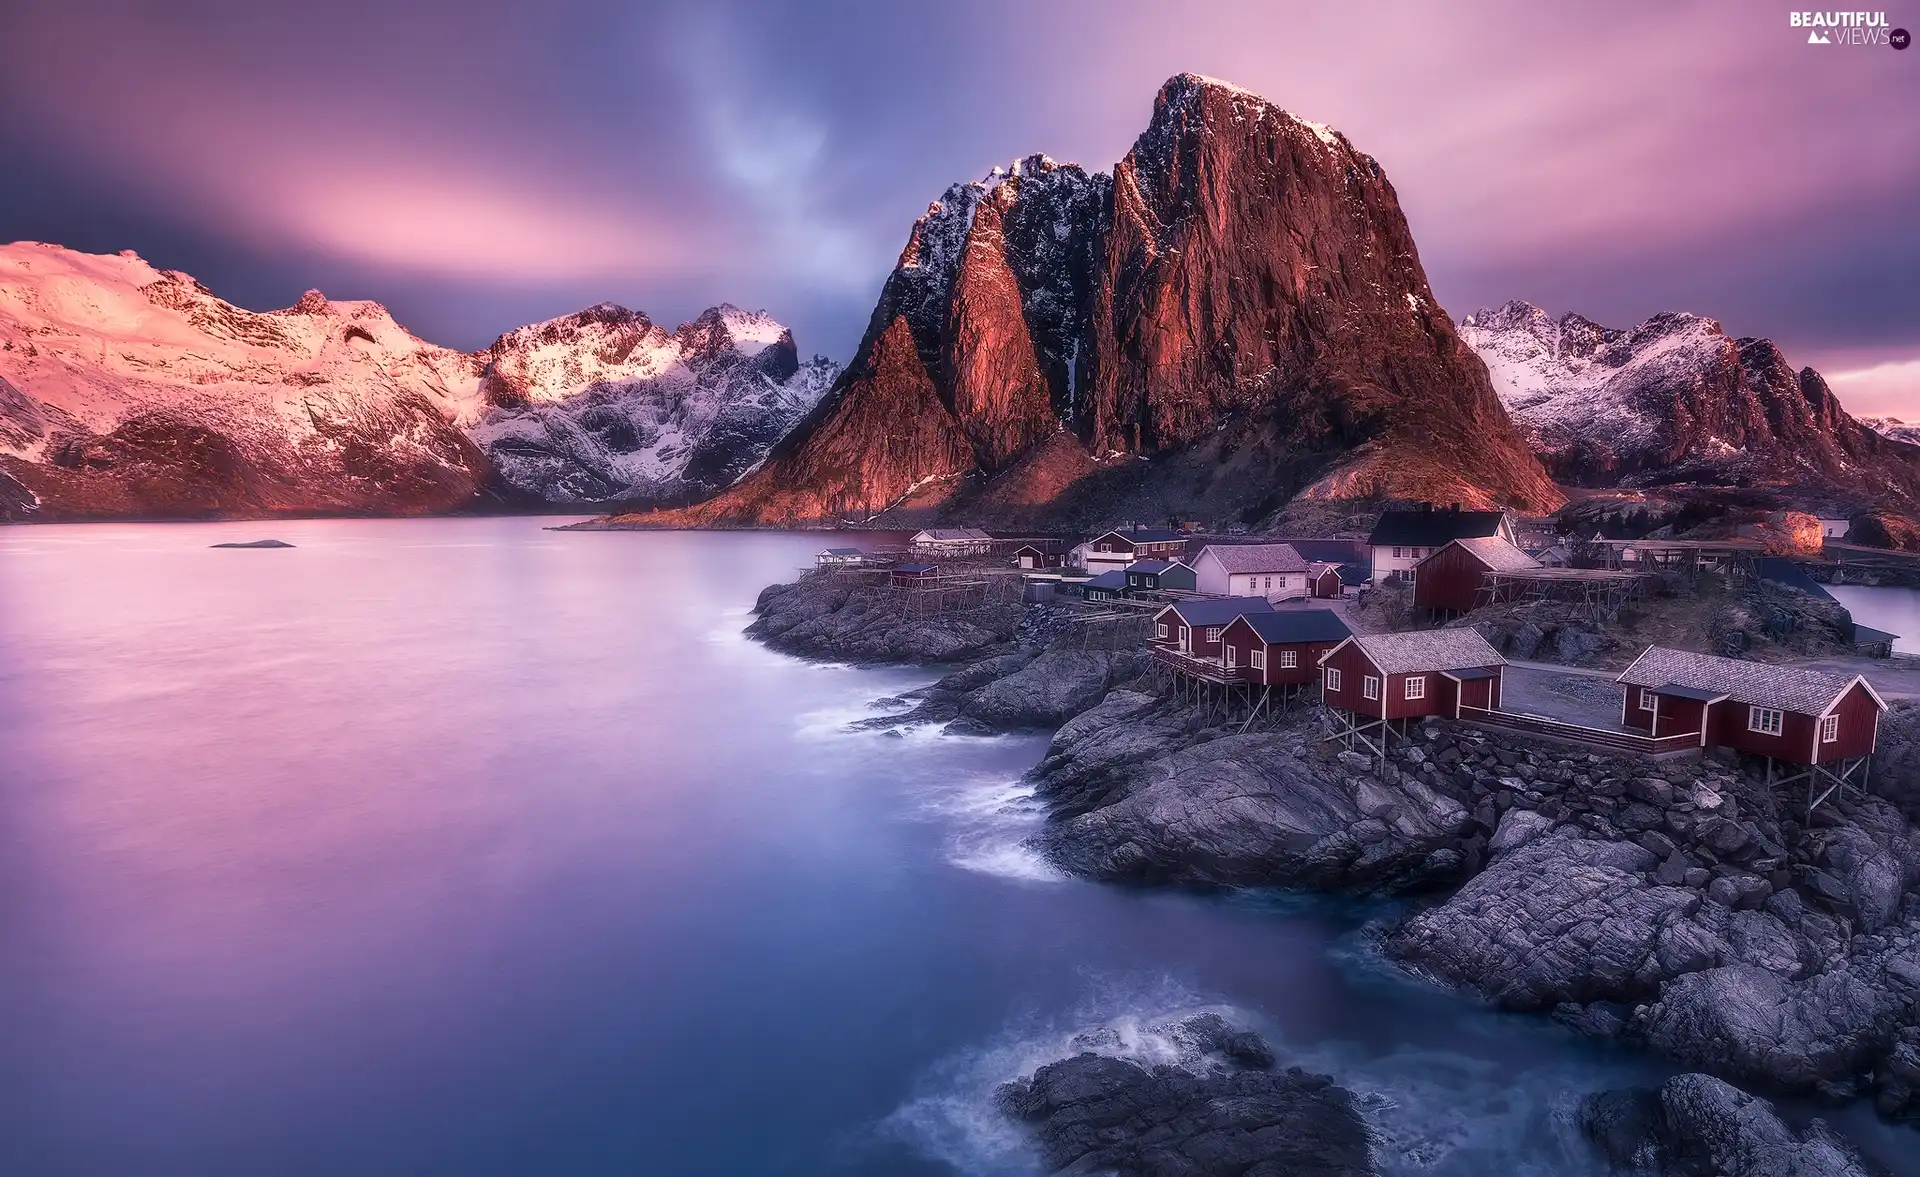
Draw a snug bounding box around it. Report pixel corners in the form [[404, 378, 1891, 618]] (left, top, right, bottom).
[[1863, 417, 1920, 445]]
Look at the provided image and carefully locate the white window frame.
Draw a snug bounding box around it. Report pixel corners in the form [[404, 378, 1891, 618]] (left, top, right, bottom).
[[1205, 627, 1221, 643], [1225, 646, 1237, 669], [1156, 623, 1168, 639], [1748, 706, 1783, 736], [1250, 649, 1266, 670], [1392, 547, 1404, 559], [1821, 713, 1840, 743], [1279, 650, 1298, 668], [1639, 688, 1656, 712], [1362, 675, 1381, 701], [1404, 675, 1426, 700], [1325, 667, 1343, 692]]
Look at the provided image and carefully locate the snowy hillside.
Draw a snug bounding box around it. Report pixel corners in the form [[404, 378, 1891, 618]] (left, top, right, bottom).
[[1863, 417, 1920, 446], [0, 242, 836, 519]]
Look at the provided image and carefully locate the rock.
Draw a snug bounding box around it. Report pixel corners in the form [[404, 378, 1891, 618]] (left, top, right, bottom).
[[1579, 1073, 1887, 1177], [960, 648, 1148, 731], [941, 716, 997, 737], [210, 538, 294, 548], [1627, 778, 1675, 807], [1488, 809, 1556, 856], [745, 576, 1026, 664], [994, 1015, 1376, 1177]]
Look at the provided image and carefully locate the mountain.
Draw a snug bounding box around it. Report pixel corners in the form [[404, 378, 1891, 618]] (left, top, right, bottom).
[[1460, 300, 1920, 506], [631, 74, 1561, 530], [1863, 417, 1920, 446], [0, 242, 835, 521]]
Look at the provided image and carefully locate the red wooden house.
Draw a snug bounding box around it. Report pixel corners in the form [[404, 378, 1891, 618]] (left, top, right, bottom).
[[1220, 609, 1353, 693], [1412, 536, 1541, 618], [1150, 597, 1274, 660], [1614, 648, 1885, 801], [1319, 628, 1507, 732], [1307, 562, 1344, 599]]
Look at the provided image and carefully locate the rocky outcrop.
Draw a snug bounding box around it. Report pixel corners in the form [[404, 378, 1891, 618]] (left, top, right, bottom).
[[994, 1013, 1376, 1177], [1462, 300, 1920, 507], [636, 75, 1560, 530], [745, 574, 1026, 664], [0, 242, 834, 520], [1581, 1074, 1889, 1177]]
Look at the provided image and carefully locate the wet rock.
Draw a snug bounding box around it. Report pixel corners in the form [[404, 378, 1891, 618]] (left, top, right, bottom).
[[960, 648, 1149, 731], [747, 576, 1025, 664], [1580, 1073, 1886, 1177]]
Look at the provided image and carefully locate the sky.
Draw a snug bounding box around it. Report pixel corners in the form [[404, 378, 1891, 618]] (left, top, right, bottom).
[[3, 0, 1917, 413]]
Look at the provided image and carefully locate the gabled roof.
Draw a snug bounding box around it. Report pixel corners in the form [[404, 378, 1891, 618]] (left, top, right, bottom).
[[913, 527, 992, 542], [893, 563, 937, 574], [1615, 646, 1884, 715], [1232, 610, 1353, 645], [1085, 570, 1128, 590], [1336, 563, 1370, 585], [1422, 535, 1541, 573], [1126, 559, 1191, 576], [1282, 538, 1368, 564], [1157, 596, 1276, 626], [819, 547, 862, 556], [1197, 543, 1308, 574], [1013, 539, 1067, 553], [1329, 629, 1507, 675], [1367, 508, 1509, 548], [1091, 529, 1185, 546]]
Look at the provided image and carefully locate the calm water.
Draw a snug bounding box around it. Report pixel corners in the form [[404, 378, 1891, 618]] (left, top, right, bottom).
[[0, 518, 1909, 1176], [1830, 583, 1920, 653]]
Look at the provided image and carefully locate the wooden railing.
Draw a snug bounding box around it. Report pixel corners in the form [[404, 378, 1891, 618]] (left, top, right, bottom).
[[1151, 645, 1248, 684], [1458, 707, 1701, 756]]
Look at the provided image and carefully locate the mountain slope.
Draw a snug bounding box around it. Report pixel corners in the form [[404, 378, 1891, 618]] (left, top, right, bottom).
[[1461, 300, 1920, 505], [649, 74, 1560, 529], [0, 243, 835, 520]]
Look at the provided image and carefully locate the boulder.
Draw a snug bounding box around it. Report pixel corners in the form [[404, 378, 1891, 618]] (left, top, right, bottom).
[[1580, 1073, 1887, 1177]]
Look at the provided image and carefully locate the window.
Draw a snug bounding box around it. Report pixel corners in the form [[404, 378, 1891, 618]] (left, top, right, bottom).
[[1325, 668, 1343, 692], [1748, 706, 1783, 736], [1405, 675, 1426, 700], [1280, 650, 1298, 668], [1205, 627, 1221, 643], [1822, 714, 1840, 743], [1362, 675, 1381, 701], [1250, 650, 1266, 670], [1392, 547, 1404, 559], [1156, 623, 1168, 639], [1639, 688, 1656, 712]]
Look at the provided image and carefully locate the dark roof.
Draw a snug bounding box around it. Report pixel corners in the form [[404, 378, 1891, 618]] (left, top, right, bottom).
[[820, 547, 862, 556], [1162, 596, 1276, 626], [1367, 508, 1508, 548], [1279, 538, 1368, 564], [1126, 559, 1181, 575], [1085, 570, 1128, 590], [1336, 563, 1370, 584], [1654, 683, 1727, 703], [1012, 539, 1068, 552], [1852, 624, 1899, 644], [1093, 529, 1185, 545], [893, 563, 937, 574], [1753, 557, 1837, 603], [1235, 610, 1353, 645], [1444, 666, 1501, 681]]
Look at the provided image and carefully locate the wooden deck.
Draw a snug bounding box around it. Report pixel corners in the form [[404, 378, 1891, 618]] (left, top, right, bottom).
[[1458, 707, 1702, 757], [1151, 645, 1247, 684]]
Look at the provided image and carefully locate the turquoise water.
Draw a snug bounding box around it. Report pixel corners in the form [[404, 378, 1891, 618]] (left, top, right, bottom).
[[0, 518, 1908, 1175]]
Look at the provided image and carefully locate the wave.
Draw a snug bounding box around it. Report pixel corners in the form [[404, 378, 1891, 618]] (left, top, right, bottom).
[[915, 772, 1066, 884]]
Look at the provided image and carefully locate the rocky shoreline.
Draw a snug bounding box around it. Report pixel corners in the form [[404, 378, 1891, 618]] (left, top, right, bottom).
[[749, 573, 1920, 1172]]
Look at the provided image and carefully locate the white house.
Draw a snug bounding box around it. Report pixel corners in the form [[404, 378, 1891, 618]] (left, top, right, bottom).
[[1073, 529, 1187, 575], [1816, 518, 1850, 541], [1366, 506, 1515, 585], [1191, 543, 1311, 600], [910, 527, 993, 556]]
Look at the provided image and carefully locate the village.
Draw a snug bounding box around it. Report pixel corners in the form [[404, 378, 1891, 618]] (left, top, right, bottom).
[[804, 508, 1912, 819]]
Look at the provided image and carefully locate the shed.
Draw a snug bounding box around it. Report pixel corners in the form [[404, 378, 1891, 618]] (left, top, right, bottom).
[[1125, 559, 1198, 594], [1614, 647, 1885, 770], [1412, 536, 1541, 617], [1319, 629, 1508, 723], [1013, 541, 1066, 569], [1306, 562, 1344, 599], [1081, 569, 1129, 602], [890, 563, 938, 587], [1221, 610, 1353, 688], [1151, 596, 1275, 659]]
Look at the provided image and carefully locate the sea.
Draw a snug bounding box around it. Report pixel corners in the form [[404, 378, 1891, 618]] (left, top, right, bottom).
[[1, 517, 1913, 1176]]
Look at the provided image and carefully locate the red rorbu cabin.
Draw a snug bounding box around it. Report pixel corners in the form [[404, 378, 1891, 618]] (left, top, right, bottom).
[[1412, 536, 1541, 619], [1307, 563, 1344, 599], [1219, 609, 1353, 695], [1150, 597, 1274, 660], [1319, 629, 1507, 724], [1614, 647, 1885, 770]]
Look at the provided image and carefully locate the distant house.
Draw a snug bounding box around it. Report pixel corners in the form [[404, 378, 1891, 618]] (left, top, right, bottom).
[[1306, 562, 1344, 599], [1615, 646, 1885, 766], [816, 547, 864, 568], [1013, 541, 1067, 569], [1320, 629, 1507, 721], [1852, 625, 1898, 660], [1412, 536, 1542, 618], [1817, 517, 1851, 540], [1150, 597, 1275, 659], [1191, 543, 1310, 599], [1125, 559, 1198, 594], [1220, 610, 1353, 689], [1081, 570, 1129, 602], [1075, 529, 1188, 575], [890, 563, 939, 587], [911, 528, 994, 557], [1366, 505, 1516, 585]]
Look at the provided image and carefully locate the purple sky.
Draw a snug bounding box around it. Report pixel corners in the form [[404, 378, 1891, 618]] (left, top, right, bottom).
[[4, 0, 1917, 412]]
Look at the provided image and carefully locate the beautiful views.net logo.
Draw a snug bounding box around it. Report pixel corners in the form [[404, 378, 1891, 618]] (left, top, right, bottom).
[[1788, 11, 1907, 46]]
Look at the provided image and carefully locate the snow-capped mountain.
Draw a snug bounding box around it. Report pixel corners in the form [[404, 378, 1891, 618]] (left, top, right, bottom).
[[0, 242, 836, 520], [1460, 300, 1920, 504], [1863, 417, 1920, 446], [469, 303, 836, 506]]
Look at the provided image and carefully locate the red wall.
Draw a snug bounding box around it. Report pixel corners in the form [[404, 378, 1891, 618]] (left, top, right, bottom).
[[1321, 643, 1383, 717], [1708, 701, 1818, 762], [1310, 568, 1342, 598], [1412, 545, 1488, 615], [1816, 682, 1880, 762], [1621, 685, 1655, 731], [1221, 620, 1343, 687]]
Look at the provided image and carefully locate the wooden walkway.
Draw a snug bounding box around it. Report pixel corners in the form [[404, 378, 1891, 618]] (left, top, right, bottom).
[[1458, 707, 1702, 757]]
